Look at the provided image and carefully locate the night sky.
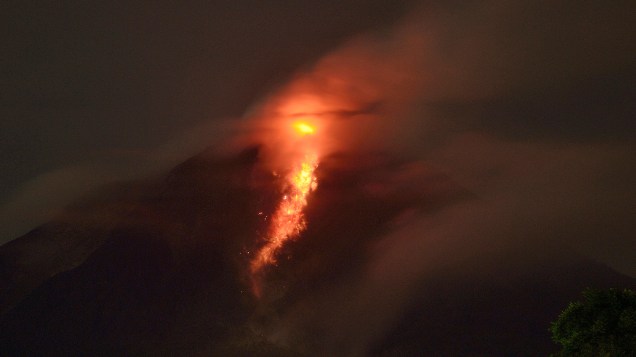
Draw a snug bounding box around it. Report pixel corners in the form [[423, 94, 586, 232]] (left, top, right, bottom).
[[2, 0, 635, 282]]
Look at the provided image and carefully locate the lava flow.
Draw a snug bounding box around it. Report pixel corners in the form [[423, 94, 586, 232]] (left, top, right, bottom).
[[250, 120, 319, 295]]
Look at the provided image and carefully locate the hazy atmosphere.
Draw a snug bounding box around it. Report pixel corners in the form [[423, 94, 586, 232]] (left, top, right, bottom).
[[1, 1, 635, 355], [3, 0, 634, 272]]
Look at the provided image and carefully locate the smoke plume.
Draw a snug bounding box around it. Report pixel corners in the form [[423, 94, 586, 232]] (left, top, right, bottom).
[[238, 1, 636, 354]]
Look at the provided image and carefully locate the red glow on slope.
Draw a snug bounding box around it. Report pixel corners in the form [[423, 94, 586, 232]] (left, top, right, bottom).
[[250, 120, 319, 296]]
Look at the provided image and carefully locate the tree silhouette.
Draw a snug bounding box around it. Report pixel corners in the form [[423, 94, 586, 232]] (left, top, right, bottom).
[[550, 288, 636, 356]]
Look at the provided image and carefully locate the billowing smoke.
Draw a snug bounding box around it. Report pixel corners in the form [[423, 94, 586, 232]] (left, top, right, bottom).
[[2, 1, 634, 355], [236, 0, 636, 354]]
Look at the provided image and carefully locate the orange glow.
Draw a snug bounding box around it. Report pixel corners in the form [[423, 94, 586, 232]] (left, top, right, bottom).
[[293, 121, 316, 136], [251, 154, 318, 275], [250, 118, 320, 296]]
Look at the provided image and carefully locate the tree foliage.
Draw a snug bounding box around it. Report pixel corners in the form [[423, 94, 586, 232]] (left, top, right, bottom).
[[550, 288, 636, 356]]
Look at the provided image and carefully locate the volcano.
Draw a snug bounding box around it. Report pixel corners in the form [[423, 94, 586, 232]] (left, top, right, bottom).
[[1, 146, 634, 356]]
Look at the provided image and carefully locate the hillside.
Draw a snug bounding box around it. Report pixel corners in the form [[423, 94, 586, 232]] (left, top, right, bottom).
[[1, 146, 633, 356]]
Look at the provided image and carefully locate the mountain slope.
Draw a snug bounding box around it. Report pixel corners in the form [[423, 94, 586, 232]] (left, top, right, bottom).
[[0, 146, 633, 356]]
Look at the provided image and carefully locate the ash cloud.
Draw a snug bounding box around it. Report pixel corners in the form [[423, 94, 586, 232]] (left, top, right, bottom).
[[248, 0, 636, 354]]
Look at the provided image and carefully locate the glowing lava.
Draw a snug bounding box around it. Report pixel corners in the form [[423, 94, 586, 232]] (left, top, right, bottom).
[[250, 121, 319, 294], [293, 121, 316, 136]]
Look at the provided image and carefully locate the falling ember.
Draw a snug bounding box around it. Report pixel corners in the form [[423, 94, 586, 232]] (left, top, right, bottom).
[[250, 121, 319, 295], [250, 155, 318, 272]]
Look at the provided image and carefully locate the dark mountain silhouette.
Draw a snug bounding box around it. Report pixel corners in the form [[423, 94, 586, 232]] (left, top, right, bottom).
[[1, 146, 634, 356]]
